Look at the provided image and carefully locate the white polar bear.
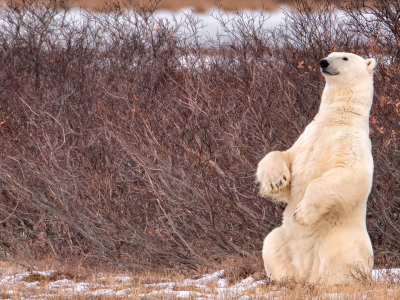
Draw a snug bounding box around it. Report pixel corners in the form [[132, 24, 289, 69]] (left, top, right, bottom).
[[256, 52, 376, 285]]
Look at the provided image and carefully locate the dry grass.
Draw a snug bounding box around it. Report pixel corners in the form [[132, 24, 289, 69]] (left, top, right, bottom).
[[0, 260, 400, 299]]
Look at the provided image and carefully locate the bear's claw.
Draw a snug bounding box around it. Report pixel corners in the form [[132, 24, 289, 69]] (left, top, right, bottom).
[[258, 172, 291, 196]]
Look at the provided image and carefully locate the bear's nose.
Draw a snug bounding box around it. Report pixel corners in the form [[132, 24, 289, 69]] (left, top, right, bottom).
[[320, 59, 329, 69]]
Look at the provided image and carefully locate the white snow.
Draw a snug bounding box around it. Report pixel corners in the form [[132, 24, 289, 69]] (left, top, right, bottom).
[[372, 268, 400, 283], [115, 274, 134, 283], [143, 282, 176, 289], [181, 270, 225, 286], [48, 279, 74, 289], [116, 288, 132, 296]]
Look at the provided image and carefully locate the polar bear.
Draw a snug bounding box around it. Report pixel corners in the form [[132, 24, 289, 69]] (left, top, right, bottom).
[[256, 52, 376, 285]]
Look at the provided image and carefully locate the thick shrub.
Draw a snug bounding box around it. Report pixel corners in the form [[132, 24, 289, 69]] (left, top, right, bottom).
[[0, 0, 398, 270]]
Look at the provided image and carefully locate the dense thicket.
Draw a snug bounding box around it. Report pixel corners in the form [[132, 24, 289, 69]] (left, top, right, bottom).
[[0, 0, 399, 270]]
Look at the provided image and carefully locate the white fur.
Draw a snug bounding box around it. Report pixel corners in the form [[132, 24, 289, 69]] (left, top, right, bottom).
[[256, 52, 376, 285]]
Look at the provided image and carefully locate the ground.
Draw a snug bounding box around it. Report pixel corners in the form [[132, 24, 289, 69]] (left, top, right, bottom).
[[0, 260, 399, 299]]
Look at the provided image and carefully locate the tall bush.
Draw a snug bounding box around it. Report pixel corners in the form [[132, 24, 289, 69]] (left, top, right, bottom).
[[0, 0, 398, 270]]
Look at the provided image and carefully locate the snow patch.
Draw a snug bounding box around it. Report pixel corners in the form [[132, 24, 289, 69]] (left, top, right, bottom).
[[372, 268, 400, 283], [115, 274, 134, 283]]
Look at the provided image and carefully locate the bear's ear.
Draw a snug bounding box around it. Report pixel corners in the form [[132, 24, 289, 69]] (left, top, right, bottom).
[[366, 58, 376, 72]]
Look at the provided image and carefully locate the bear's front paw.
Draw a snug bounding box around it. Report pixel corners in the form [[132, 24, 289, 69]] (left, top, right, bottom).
[[258, 173, 290, 196], [256, 152, 291, 197], [292, 201, 318, 227]]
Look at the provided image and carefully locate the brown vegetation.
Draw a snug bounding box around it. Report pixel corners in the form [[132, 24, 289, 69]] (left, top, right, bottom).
[[0, 0, 399, 274]]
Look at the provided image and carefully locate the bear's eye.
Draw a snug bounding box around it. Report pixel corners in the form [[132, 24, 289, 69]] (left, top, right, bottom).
[[343, 57, 348, 61]]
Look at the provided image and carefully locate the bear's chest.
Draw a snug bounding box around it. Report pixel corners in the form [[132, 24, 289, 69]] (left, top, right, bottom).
[[288, 122, 370, 199]]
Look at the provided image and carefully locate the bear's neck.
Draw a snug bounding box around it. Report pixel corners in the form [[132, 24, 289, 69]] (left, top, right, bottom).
[[316, 83, 373, 130]]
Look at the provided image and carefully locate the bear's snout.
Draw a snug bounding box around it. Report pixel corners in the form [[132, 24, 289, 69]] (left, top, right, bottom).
[[320, 59, 329, 69]]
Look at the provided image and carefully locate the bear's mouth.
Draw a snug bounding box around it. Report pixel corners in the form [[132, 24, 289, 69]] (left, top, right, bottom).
[[321, 69, 339, 76]]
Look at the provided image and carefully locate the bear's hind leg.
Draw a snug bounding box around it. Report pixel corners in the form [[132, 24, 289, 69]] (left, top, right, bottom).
[[262, 227, 294, 281], [310, 226, 373, 285]]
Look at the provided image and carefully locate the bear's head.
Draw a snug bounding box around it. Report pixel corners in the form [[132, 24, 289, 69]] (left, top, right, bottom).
[[319, 52, 376, 87]]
